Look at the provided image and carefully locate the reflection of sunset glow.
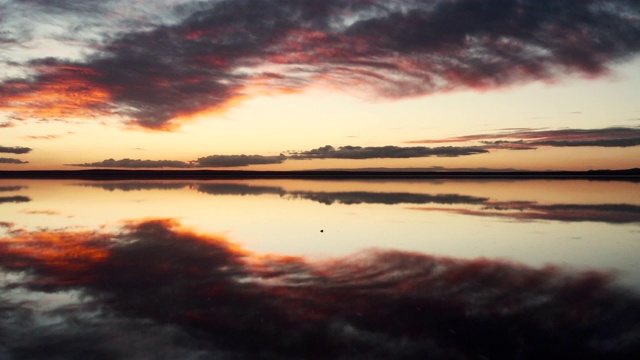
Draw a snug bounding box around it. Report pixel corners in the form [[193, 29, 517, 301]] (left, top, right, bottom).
[[1, 230, 109, 275], [1, 218, 639, 358]]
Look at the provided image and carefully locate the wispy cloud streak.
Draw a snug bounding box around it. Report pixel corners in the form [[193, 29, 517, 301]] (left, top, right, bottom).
[[410, 126, 640, 149], [1, 0, 639, 128]]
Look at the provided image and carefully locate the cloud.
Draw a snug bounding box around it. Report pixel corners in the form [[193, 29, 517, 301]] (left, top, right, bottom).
[[1, 0, 640, 129], [70, 158, 193, 168], [22, 134, 61, 140], [0, 195, 30, 204], [21, 209, 62, 216], [289, 145, 488, 159], [0, 186, 26, 192], [0, 146, 32, 154], [70, 154, 287, 168], [70, 144, 487, 169], [1, 218, 639, 358], [0, 158, 28, 164], [410, 126, 640, 148], [195, 154, 287, 167]]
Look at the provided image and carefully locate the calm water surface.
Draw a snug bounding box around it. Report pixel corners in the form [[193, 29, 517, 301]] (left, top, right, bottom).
[[1, 179, 639, 359]]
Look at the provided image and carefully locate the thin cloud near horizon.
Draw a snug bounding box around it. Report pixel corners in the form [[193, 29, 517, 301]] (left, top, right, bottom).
[[68, 144, 490, 168], [408, 126, 640, 149], [66, 126, 640, 169]]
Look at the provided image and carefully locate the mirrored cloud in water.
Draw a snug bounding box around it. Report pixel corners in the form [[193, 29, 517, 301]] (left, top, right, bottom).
[[1, 219, 639, 359], [78, 181, 640, 223], [411, 202, 640, 224]]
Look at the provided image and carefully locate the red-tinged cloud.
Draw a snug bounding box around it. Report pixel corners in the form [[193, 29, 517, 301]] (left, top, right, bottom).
[[409, 126, 640, 148], [1, 0, 640, 129], [0, 219, 639, 358]]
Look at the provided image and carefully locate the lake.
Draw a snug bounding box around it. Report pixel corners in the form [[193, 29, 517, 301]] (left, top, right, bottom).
[[1, 178, 639, 359]]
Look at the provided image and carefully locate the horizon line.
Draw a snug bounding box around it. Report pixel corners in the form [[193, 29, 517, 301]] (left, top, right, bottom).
[[1, 168, 639, 181]]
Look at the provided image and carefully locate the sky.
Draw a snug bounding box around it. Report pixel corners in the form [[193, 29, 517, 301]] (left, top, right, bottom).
[[1, 0, 639, 171]]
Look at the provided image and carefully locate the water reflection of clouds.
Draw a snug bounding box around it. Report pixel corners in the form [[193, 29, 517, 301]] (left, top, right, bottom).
[[1, 219, 639, 359], [412, 202, 640, 224], [77, 181, 640, 223]]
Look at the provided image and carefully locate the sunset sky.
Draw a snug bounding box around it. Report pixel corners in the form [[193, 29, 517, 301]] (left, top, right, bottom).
[[1, 0, 639, 171]]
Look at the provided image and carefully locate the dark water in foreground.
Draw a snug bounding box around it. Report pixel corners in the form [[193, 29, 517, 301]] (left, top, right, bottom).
[[1, 179, 639, 359]]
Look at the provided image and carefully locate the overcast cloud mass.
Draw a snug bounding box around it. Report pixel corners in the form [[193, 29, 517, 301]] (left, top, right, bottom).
[[1, 0, 639, 129]]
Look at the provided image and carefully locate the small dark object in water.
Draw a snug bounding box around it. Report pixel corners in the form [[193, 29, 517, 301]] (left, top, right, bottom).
[[320, 229, 323, 233]]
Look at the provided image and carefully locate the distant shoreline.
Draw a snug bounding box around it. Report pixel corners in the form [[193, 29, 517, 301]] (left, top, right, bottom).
[[1, 169, 639, 181]]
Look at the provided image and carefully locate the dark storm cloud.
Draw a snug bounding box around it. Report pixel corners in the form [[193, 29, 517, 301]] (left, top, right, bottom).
[[195, 154, 287, 167], [410, 126, 640, 148], [289, 145, 488, 159], [1, 219, 639, 359], [0, 196, 30, 204], [412, 202, 640, 224], [0, 146, 31, 154], [2, 0, 640, 128], [0, 158, 28, 164]]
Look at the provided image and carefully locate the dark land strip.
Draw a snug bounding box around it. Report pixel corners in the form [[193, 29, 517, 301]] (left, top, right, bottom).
[[1, 169, 639, 181]]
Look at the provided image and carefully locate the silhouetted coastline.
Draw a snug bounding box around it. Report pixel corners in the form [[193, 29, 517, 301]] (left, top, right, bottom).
[[1, 168, 639, 180]]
